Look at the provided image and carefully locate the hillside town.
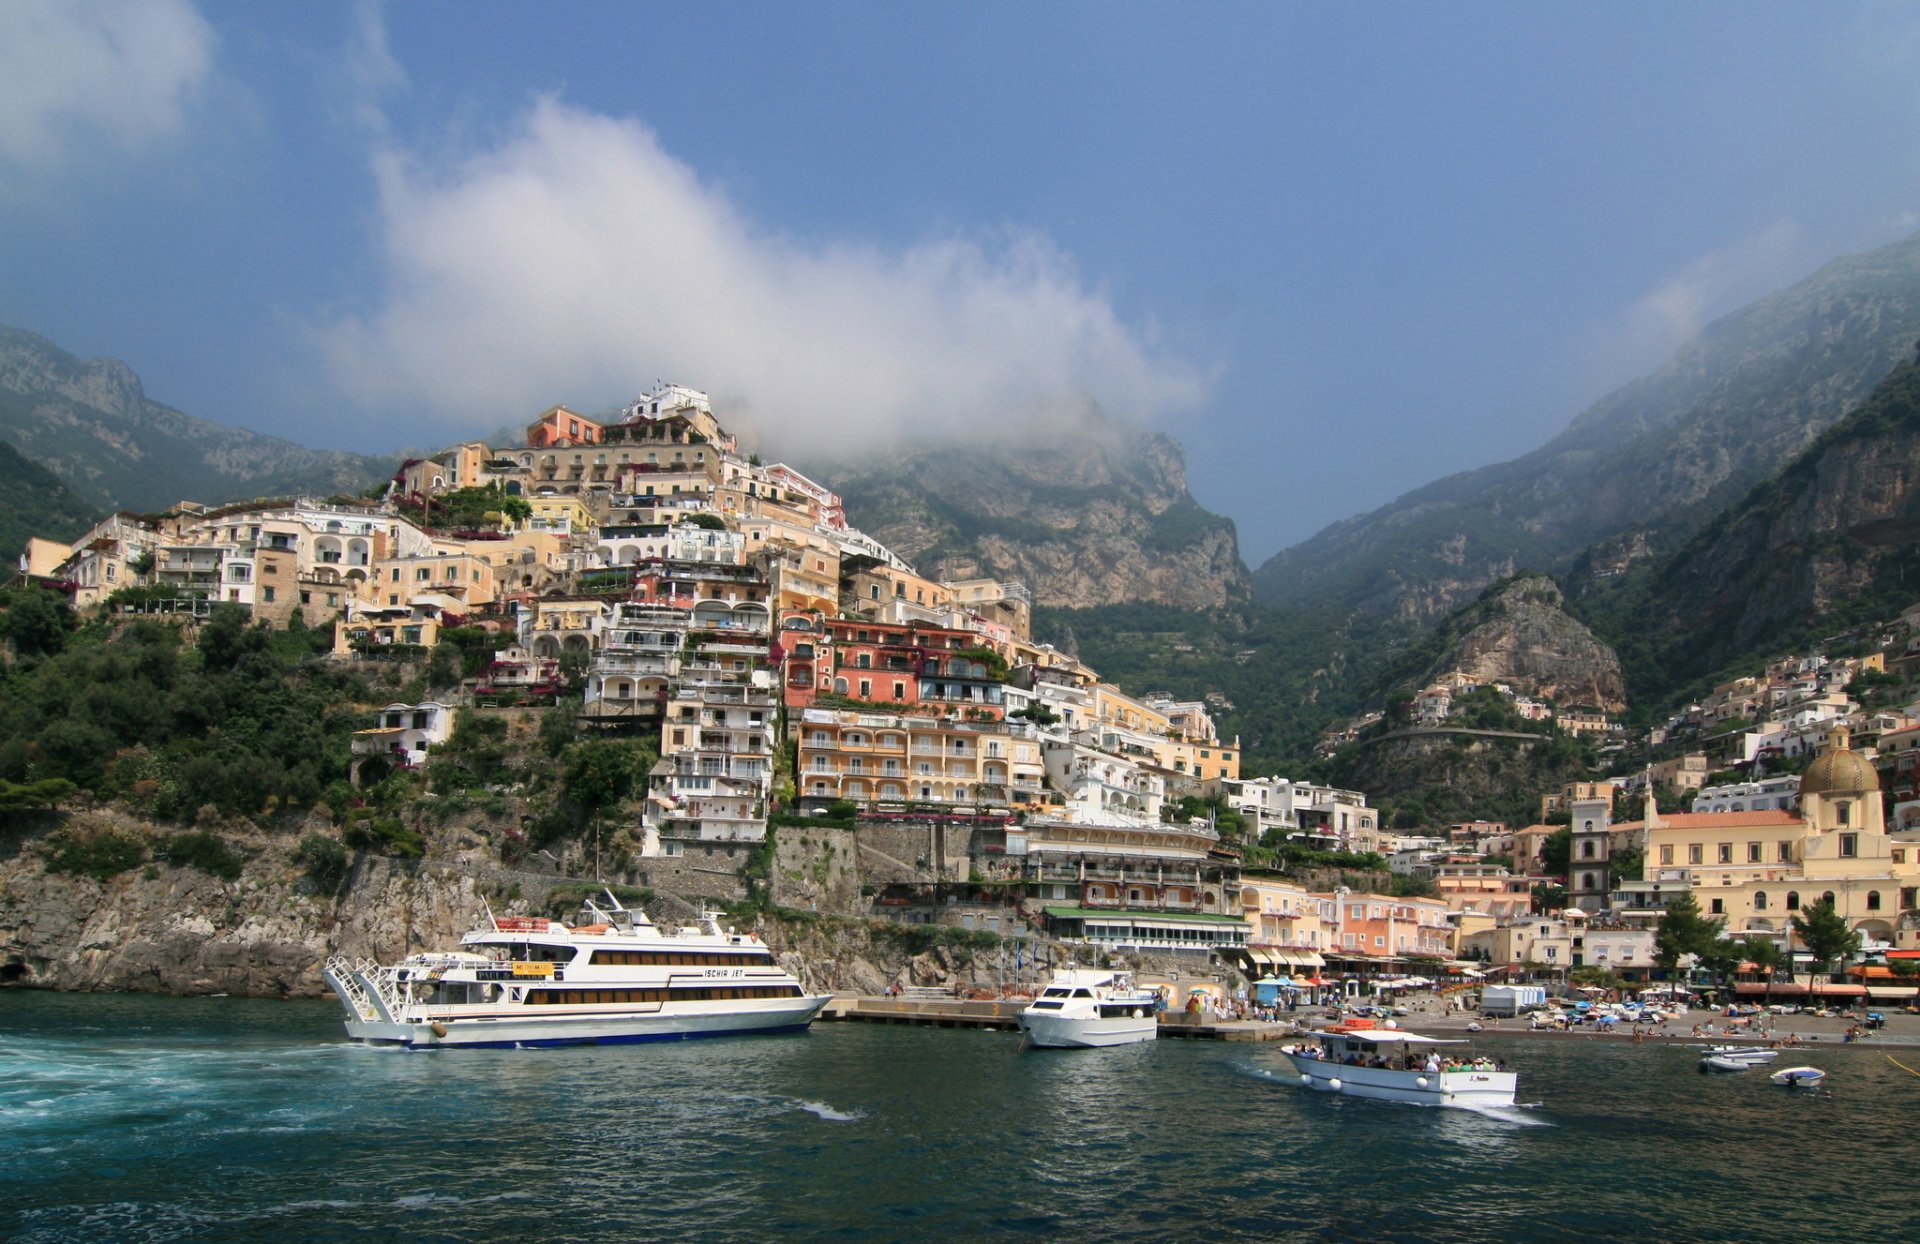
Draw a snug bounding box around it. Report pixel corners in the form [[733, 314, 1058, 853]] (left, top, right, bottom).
[[14, 384, 1920, 1007]]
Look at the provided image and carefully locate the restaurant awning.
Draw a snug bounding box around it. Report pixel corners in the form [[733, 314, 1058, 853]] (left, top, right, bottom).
[[1866, 985, 1920, 1000], [1275, 949, 1326, 968]]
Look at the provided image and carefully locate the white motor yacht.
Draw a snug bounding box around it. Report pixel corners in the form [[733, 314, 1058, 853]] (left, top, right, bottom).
[[1280, 1023, 1517, 1108], [1017, 968, 1161, 1049], [322, 893, 830, 1048]]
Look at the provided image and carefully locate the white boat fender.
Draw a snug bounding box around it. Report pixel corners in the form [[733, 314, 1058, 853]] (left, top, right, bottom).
[[1327, 1078, 1342, 1091], [430, 1021, 449, 1038], [1415, 1077, 1428, 1088]]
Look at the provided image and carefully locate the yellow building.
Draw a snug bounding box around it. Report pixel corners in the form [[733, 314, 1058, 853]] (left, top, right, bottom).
[[1629, 729, 1920, 946], [1237, 878, 1332, 973]]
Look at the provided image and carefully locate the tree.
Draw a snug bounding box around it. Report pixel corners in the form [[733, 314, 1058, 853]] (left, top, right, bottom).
[[1540, 826, 1572, 879], [1608, 843, 1645, 888], [1653, 892, 1725, 989], [1697, 937, 1744, 995], [1738, 936, 1785, 1007], [1790, 896, 1860, 987], [0, 585, 75, 658]]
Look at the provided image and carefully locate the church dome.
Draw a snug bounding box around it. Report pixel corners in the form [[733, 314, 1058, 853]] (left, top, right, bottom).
[[1800, 729, 1880, 797]]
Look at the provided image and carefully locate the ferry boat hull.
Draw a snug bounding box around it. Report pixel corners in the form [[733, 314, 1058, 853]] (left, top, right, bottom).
[[342, 998, 829, 1048], [322, 897, 831, 1050]]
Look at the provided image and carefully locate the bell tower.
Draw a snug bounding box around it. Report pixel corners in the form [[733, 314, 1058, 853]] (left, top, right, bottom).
[[1568, 782, 1613, 913]]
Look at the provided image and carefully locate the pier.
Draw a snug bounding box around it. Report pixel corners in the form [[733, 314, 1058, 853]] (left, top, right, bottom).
[[819, 993, 1297, 1040]]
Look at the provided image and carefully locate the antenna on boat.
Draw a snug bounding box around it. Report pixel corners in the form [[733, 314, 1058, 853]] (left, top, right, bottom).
[[481, 895, 499, 932]]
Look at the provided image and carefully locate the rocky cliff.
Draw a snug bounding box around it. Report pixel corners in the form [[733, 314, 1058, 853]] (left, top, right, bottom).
[[1428, 574, 1626, 712], [1596, 345, 1920, 691], [0, 324, 391, 514], [1255, 228, 1920, 622], [814, 410, 1251, 610]]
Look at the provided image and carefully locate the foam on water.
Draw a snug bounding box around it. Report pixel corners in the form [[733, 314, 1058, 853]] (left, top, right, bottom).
[[794, 1098, 863, 1121]]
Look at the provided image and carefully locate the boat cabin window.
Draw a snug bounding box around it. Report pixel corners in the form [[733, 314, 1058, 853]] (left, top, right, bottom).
[[1072, 989, 1095, 999]]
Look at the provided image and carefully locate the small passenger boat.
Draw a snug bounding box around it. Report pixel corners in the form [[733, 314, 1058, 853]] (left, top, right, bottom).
[[321, 893, 829, 1048], [1278, 1022, 1517, 1108], [1699, 1045, 1780, 1073], [1017, 968, 1161, 1049], [1769, 1065, 1827, 1088]]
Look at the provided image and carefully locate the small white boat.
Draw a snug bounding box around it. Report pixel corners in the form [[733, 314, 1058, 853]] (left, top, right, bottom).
[[1017, 968, 1161, 1048], [1699, 1045, 1779, 1073], [1701, 1054, 1755, 1073], [1706, 1044, 1780, 1063], [1769, 1065, 1827, 1088], [1279, 1024, 1517, 1108]]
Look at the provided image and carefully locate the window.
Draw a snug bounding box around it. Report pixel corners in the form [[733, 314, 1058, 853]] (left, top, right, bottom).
[[1709, 897, 1724, 914], [1660, 845, 1674, 866], [1754, 891, 1767, 911], [1778, 842, 1793, 863], [1581, 840, 1596, 859], [1689, 844, 1703, 865], [1837, 802, 1851, 826], [1747, 842, 1763, 863], [1839, 834, 1857, 859], [1716, 843, 1732, 864], [1866, 890, 1881, 912], [1786, 891, 1800, 911], [262, 587, 275, 602]]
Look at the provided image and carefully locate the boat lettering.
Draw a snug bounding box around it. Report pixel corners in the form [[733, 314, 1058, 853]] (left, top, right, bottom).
[[703, 967, 747, 978], [512, 962, 555, 977]]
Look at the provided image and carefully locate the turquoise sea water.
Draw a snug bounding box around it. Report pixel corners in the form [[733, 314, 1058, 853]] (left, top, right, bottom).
[[1, 991, 1914, 1243]]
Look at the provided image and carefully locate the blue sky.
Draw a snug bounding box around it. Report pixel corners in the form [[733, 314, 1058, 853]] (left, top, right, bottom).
[[3, 2, 1919, 565]]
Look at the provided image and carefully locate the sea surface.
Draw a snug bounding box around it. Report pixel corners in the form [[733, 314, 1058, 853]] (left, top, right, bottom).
[[1, 991, 1914, 1243]]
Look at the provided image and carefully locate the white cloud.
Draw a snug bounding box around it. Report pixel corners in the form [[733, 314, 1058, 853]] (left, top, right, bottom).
[[318, 96, 1209, 454], [1585, 221, 1806, 378], [0, 0, 215, 170]]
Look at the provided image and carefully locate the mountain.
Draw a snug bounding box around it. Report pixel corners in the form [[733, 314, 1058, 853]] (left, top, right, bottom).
[[1254, 229, 1920, 622], [1413, 573, 1626, 712], [0, 440, 94, 568], [1579, 342, 1920, 707], [0, 325, 393, 514], [812, 409, 1251, 610]]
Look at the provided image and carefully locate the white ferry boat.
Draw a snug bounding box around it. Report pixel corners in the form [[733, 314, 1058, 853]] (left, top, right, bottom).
[[321, 894, 830, 1048], [1016, 967, 1161, 1049], [1279, 1023, 1517, 1108]]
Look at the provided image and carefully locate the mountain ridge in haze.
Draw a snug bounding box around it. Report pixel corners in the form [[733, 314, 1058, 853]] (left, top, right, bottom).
[[0, 325, 393, 514], [1253, 229, 1920, 621]]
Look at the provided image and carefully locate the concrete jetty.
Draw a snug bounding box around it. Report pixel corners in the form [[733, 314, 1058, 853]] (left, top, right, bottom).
[[819, 993, 1297, 1040]]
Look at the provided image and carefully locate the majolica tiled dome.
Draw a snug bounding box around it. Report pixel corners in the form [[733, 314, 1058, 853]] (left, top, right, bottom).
[[1800, 732, 1879, 797]]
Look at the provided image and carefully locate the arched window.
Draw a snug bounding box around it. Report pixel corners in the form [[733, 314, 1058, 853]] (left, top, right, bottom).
[[1785, 891, 1800, 911], [1581, 841, 1597, 859], [1822, 891, 1836, 909], [1753, 892, 1767, 911], [1867, 890, 1882, 911], [1584, 820, 1595, 832]]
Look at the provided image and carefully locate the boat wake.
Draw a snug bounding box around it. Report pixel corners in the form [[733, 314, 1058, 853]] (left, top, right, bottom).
[[794, 1099, 864, 1122], [1453, 1102, 1551, 1126], [1232, 1063, 1307, 1087]]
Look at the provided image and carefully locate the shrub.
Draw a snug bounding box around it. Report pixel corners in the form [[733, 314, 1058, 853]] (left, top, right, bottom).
[[343, 815, 426, 859], [295, 834, 350, 894], [156, 830, 245, 881], [43, 828, 147, 881]]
